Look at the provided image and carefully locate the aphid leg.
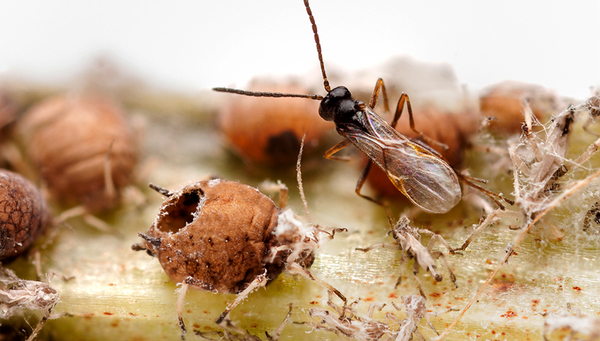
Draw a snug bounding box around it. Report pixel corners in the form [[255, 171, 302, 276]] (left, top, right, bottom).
[[325, 289, 358, 320], [287, 262, 347, 309], [428, 250, 456, 288], [367, 78, 391, 113], [366, 302, 386, 319], [25, 307, 54, 341], [418, 228, 454, 254], [571, 136, 600, 166], [259, 180, 289, 209], [83, 214, 113, 233], [216, 271, 268, 325], [176, 281, 189, 339], [277, 182, 288, 209], [411, 261, 427, 299], [323, 139, 351, 162], [419, 229, 458, 286], [355, 160, 394, 227], [451, 208, 502, 253], [355, 243, 398, 252], [392, 93, 449, 151], [394, 251, 408, 289], [265, 303, 293, 341], [57, 206, 112, 232], [103, 140, 116, 199], [583, 116, 600, 137]]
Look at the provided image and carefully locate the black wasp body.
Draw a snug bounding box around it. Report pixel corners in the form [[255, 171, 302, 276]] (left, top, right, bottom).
[[319, 86, 461, 214]]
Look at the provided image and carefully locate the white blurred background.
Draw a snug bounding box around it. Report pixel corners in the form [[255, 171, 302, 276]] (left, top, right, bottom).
[[1, 0, 598, 99]]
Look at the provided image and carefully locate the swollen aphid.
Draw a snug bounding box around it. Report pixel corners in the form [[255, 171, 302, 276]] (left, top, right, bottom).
[[18, 94, 138, 213], [218, 80, 332, 166]]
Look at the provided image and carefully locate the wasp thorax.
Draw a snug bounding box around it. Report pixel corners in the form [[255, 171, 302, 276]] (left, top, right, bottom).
[[319, 86, 355, 123], [136, 179, 318, 295]]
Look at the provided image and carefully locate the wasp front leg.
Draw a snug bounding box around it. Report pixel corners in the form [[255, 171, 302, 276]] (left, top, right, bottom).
[[323, 139, 351, 161]]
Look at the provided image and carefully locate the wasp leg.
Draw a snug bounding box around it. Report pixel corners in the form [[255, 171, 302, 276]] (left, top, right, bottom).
[[368, 78, 391, 114], [456, 172, 514, 208], [356, 160, 394, 226], [323, 139, 351, 161], [393, 93, 449, 151]]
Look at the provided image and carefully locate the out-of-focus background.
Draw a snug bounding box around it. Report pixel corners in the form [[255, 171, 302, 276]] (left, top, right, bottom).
[[1, 0, 598, 98]]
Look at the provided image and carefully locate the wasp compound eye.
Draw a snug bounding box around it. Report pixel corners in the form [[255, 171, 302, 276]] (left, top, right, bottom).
[[0, 170, 50, 260], [319, 86, 353, 122]]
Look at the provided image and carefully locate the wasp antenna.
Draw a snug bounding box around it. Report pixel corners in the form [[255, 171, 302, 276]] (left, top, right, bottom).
[[303, 0, 330, 93], [213, 87, 323, 100]]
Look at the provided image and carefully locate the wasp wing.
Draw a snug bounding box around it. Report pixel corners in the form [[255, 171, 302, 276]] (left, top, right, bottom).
[[343, 111, 461, 213]]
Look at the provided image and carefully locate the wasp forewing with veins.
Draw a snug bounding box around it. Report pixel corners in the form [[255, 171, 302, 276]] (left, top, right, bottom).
[[214, 0, 511, 214]]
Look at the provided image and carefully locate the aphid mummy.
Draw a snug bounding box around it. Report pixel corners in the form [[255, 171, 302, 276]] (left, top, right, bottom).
[[133, 154, 346, 337], [0, 169, 51, 260]]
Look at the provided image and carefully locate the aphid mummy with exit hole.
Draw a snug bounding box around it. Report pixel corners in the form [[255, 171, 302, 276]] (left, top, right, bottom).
[[214, 0, 510, 215], [132, 140, 346, 338]]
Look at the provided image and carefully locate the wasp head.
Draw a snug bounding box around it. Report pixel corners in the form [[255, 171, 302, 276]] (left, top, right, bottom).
[[319, 86, 357, 124]]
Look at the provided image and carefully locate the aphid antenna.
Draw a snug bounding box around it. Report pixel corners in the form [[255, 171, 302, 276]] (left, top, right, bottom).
[[148, 183, 174, 197]]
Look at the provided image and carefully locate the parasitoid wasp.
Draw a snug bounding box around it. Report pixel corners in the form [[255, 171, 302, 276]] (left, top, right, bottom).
[[214, 0, 511, 214]]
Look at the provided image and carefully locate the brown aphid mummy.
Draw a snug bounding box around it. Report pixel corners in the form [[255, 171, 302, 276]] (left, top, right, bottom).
[[18, 94, 138, 213], [356, 216, 457, 297], [218, 80, 333, 166], [0, 169, 50, 260], [133, 178, 344, 336]]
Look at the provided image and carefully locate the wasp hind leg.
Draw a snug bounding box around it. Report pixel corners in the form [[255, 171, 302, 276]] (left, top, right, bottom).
[[456, 172, 514, 209]]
